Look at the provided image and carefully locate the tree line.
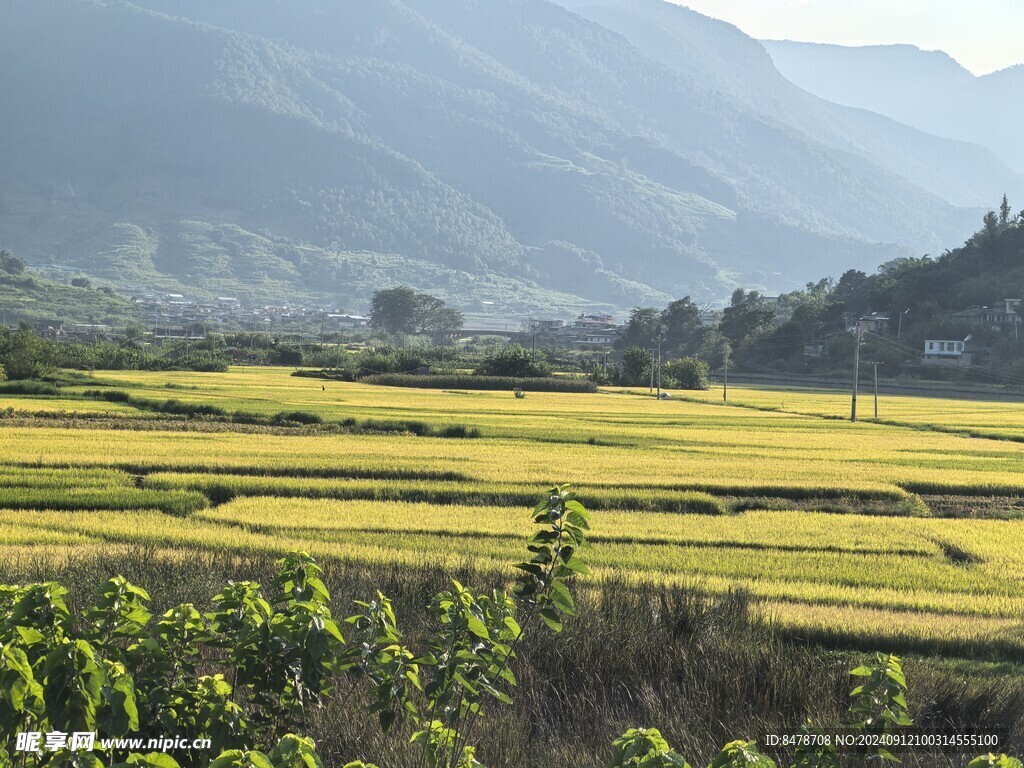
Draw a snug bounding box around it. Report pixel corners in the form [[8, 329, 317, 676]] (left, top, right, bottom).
[[613, 196, 1024, 383]]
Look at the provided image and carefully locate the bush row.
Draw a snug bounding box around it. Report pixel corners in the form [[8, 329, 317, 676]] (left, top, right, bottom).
[[79, 389, 480, 438], [0, 487, 207, 517], [360, 373, 597, 393]]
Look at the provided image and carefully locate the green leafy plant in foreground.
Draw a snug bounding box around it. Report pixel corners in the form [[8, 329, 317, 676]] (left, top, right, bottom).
[[0, 551, 344, 768], [342, 484, 592, 768], [968, 757, 1023, 768]]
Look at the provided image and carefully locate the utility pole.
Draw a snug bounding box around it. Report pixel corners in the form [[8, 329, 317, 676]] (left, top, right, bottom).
[[656, 336, 663, 399], [851, 326, 863, 422], [871, 361, 879, 420], [897, 308, 910, 340], [649, 349, 655, 394]]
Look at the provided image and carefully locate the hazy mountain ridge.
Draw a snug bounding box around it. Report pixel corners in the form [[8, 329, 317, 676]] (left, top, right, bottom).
[[107, 0, 989, 245], [562, 0, 1023, 210], [763, 39, 1024, 175], [0, 0, 1016, 314]]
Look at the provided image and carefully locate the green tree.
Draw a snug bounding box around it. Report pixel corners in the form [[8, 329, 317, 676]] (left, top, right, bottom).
[[663, 357, 709, 390], [1000, 194, 1012, 230], [617, 299, 703, 356], [830, 270, 871, 317], [697, 330, 730, 369], [422, 306, 464, 334], [369, 287, 421, 335], [411, 293, 445, 333], [475, 345, 551, 377], [616, 307, 662, 351], [619, 346, 652, 387], [0, 323, 55, 380], [982, 210, 1000, 241], [719, 290, 775, 346], [661, 297, 704, 353], [0, 250, 26, 276], [369, 287, 463, 336]]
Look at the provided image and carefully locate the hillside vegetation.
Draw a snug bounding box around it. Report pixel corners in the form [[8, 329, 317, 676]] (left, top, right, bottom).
[[1, 0, 1017, 312]]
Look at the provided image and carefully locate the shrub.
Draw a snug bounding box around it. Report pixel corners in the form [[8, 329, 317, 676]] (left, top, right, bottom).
[[79, 390, 230, 418], [83, 387, 132, 402], [272, 410, 323, 426], [0, 380, 60, 396], [361, 373, 597, 393], [436, 424, 481, 439], [355, 347, 427, 377], [157, 399, 227, 418], [231, 410, 264, 425], [181, 352, 231, 373], [664, 357, 711, 390], [0, 555, 337, 767], [270, 344, 305, 367], [294, 368, 356, 382], [475, 345, 551, 377], [358, 418, 430, 436]]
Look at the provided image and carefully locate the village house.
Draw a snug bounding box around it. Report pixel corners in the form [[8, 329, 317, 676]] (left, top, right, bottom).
[[921, 339, 973, 368], [851, 312, 890, 334], [952, 299, 1022, 332], [527, 313, 622, 348]]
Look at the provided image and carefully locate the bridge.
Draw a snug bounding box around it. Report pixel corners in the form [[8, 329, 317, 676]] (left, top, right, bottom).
[[424, 328, 527, 343]]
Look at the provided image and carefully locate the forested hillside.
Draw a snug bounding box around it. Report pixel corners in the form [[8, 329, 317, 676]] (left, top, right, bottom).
[[617, 200, 1024, 381], [0, 0, 1017, 314]]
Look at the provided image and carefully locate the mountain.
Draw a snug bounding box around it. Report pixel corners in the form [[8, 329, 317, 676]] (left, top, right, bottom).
[[762, 40, 1024, 175], [0, 0, 1016, 317], [560, 0, 1021, 210]]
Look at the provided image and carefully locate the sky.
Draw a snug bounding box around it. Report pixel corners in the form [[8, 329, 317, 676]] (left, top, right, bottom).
[[673, 0, 1024, 75]]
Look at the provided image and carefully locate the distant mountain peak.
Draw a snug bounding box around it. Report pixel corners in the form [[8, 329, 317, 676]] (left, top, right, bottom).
[[761, 38, 1024, 174]]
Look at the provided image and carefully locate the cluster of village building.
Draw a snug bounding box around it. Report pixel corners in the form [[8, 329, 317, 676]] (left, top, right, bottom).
[[29, 292, 370, 343], [848, 299, 1023, 368], [17, 284, 1024, 370], [526, 314, 624, 348]]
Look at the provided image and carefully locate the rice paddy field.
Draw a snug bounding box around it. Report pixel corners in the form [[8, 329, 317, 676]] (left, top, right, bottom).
[[3, 366, 1024, 661], [684, 381, 1024, 441]]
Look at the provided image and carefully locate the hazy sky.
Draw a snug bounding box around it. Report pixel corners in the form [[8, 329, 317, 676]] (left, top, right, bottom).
[[674, 1, 1024, 75]]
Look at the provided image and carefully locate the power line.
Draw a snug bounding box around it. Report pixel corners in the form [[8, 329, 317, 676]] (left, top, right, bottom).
[[865, 332, 1024, 388]]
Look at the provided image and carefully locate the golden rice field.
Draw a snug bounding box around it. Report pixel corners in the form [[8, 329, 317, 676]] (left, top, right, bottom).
[[2, 366, 1024, 659], [683, 381, 1024, 440]]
